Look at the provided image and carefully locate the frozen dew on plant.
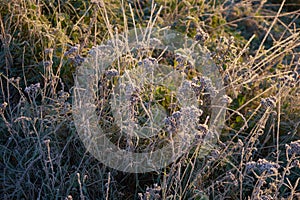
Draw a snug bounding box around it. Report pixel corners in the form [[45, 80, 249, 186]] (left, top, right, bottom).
[[124, 84, 140, 102], [106, 38, 125, 50], [163, 111, 182, 134], [42, 60, 53, 67], [245, 159, 280, 175], [175, 53, 187, 64], [164, 106, 203, 136], [178, 106, 203, 140], [191, 75, 219, 97], [180, 105, 203, 123], [3, 0, 300, 198], [137, 57, 158, 73], [261, 96, 277, 109], [148, 38, 163, 47], [63, 44, 85, 66], [71, 55, 85, 66], [24, 83, 41, 95], [73, 26, 227, 173], [278, 71, 299, 88], [178, 79, 194, 103], [105, 69, 119, 78], [171, 111, 181, 120], [194, 27, 210, 42], [196, 123, 209, 135], [286, 140, 300, 156], [138, 183, 161, 200], [195, 123, 209, 141], [58, 90, 70, 103], [164, 116, 178, 134], [88, 45, 114, 57], [44, 48, 53, 55], [64, 44, 80, 56]]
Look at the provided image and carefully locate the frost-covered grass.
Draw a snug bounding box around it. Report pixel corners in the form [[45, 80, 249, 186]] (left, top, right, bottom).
[[0, 0, 299, 199]]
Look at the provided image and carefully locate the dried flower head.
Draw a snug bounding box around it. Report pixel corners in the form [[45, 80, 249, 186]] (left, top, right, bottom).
[[175, 53, 188, 64], [138, 57, 158, 72], [183, 62, 195, 74], [291, 160, 300, 169], [191, 82, 202, 96], [88, 45, 114, 57], [171, 111, 181, 120], [64, 44, 80, 56], [70, 55, 85, 66], [164, 116, 177, 133], [193, 76, 218, 97], [58, 90, 70, 102], [286, 140, 300, 156], [24, 83, 41, 95], [196, 124, 209, 134], [138, 184, 161, 200], [194, 123, 209, 141], [125, 84, 140, 103], [180, 105, 203, 122], [195, 27, 210, 42], [261, 96, 276, 109], [181, 79, 192, 90], [129, 93, 139, 105], [278, 71, 299, 88], [105, 69, 119, 78], [246, 159, 280, 175], [245, 161, 256, 172], [9, 77, 21, 84]]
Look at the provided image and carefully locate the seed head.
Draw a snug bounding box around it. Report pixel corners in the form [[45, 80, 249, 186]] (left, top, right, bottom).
[[105, 69, 119, 78], [172, 111, 181, 120], [246, 159, 280, 175], [25, 83, 41, 95], [64, 44, 79, 56], [138, 57, 158, 72], [261, 96, 276, 109], [286, 140, 300, 156], [195, 27, 210, 42]]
